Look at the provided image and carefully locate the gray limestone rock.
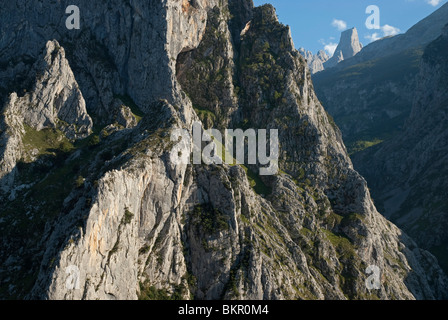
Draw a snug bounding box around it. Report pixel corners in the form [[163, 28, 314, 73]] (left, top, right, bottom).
[[299, 48, 329, 74], [0, 40, 92, 191], [324, 28, 363, 69], [0, 0, 446, 301], [23, 40, 93, 138]]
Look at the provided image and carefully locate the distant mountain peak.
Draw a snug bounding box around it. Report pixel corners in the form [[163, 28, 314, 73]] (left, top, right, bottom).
[[316, 49, 329, 60], [325, 3, 448, 70], [298, 48, 329, 74], [324, 27, 363, 69]]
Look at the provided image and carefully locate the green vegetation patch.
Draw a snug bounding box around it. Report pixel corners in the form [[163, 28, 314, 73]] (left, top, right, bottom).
[[348, 139, 384, 156], [138, 280, 186, 300], [193, 105, 217, 126], [22, 124, 74, 158], [123, 208, 134, 224], [323, 229, 357, 260], [114, 94, 145, 122], [341, 213, 365, 227], [241, 165, 272, 197], [192, 204, 229, 235]]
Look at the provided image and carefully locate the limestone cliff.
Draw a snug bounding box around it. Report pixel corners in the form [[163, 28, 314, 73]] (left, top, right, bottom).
[[0, 0, 446, 300]]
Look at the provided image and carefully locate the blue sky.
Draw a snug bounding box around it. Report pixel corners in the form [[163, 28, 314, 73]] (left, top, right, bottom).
[[253, 0, 448, 55]]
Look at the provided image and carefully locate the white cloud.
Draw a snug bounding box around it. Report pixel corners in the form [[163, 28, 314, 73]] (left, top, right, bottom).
[[319, 39, 338, 56], [331, 19, 347, 31], [427, 0, 441, 6], [365, 24, 401, 43], [324, 43, 338, 56], [382, 24, 400, 37], [365, 33, 381, 42]]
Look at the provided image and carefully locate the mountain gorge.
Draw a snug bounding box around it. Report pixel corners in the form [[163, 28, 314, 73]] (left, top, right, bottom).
[[0, 0, 447, 300], [352, 24, 448, 274], [308, 2, 448, 277], [313, 4, 448, 153]]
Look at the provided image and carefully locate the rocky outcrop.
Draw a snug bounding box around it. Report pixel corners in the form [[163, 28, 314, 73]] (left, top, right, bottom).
[[176, 3, 242, 129], [324, 28, 363, 69], [0, 0, 447, 300], [352, 27, 448, 274], [0, 40, 92, 191], [23, 40, 92, 138], [299, 48, 329, 74], [0, 93, 25, 192]]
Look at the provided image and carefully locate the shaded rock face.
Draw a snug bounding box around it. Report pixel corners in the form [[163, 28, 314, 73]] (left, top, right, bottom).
[[324, 28, 363, 69], [313, 48, 419, 148], [0, 1, 447, 300], [0, 0, 220, 120], [352, 28, 448, 274]]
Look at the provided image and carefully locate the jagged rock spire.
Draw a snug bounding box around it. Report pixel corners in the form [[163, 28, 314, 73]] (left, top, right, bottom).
[[324, 27, 363, 69]]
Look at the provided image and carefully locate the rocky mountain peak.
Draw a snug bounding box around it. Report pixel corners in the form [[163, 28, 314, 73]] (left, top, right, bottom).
[[0, 39, 93, 191], [27, 40, 93, 137], [340, 27, 363, 56], [299, 48, 313, 61], [299, 48, 329, 74], [324, 27, 363, 69], [316, 50, 329, 61]]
